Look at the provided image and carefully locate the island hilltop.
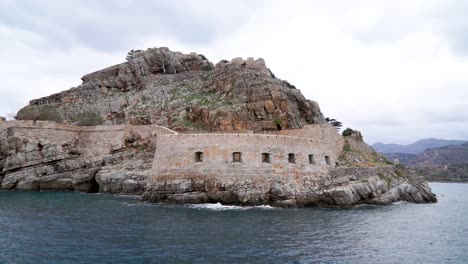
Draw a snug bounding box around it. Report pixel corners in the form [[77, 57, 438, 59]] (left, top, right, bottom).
[[0, 47, 436, 207]]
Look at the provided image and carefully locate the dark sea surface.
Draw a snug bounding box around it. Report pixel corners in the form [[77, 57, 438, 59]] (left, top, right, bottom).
[[0, 183, 466, 264]]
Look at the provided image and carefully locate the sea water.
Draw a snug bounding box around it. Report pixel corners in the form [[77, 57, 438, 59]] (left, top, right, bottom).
[[0, 183, 466, 264]]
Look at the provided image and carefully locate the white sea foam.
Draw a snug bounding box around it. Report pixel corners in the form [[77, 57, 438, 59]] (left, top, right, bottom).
[[119, 202, 139, 207], [188, 202, 276, 211], [253, 204, 275, 210], [114, 194, 141, 200]]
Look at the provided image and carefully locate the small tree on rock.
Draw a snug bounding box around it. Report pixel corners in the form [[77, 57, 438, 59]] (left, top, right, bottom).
[[325, 117, 342, 130], [342, 128, 354, 137]]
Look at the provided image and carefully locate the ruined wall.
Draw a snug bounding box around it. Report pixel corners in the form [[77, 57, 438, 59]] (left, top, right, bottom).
[[1, 121, 176, 158], [273, 124, 343, 154], [0, 121, 177, 193], [151, 125, 344, 180]]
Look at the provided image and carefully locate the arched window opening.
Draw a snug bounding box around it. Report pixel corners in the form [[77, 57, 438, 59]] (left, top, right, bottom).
[[233, 152, 242, 163], [308, 154, 315, 165], [325, 155, 331, 165], [288, 153, 296, 164]]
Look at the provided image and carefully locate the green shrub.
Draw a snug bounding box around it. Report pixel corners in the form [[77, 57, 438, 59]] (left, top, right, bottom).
[[17, 106, 63, 123], [395, 169, 404, 178], [395, 164, 406, 170], [74, 112, 103, 126], [343, 143, 352, 152], [342, 128, 354, 137], [273, 118, 283, 125], [383, 156, 394, 165], [378, 173, 392, 188]]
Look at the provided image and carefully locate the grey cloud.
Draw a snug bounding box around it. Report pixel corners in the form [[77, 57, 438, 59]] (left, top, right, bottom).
[[0, 0, 467, 144], [0, 89, 27, 118], [426, 109, 468, 124], [0, 0, 257, 52], [335, 0, 468, 56]]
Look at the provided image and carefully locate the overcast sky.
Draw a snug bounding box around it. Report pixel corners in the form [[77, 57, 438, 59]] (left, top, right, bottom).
[[1, 0, 467, 144]]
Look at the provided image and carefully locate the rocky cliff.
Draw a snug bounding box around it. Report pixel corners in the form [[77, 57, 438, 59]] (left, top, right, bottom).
[[2, 47, 437, 207], [16, 47, 324, 132], [0, 120, 170, 194]]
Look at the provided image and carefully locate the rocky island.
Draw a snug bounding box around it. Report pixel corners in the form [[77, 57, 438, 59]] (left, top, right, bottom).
[[0, 47, 436, 207]]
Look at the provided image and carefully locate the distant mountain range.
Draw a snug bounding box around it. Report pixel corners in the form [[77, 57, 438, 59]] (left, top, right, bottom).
[[373, 139, 468, 182], [400, 143, 468, 166], [372, 138, 467, 154]]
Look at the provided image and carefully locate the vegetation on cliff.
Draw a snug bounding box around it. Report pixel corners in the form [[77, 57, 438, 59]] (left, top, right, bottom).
[[1, 47, 437, 207], [16, 47, 325, 133]]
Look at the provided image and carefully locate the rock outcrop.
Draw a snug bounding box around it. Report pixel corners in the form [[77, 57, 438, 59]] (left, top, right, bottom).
[[142, 165, 436, 207], [16, 47, 324, 132], [0, 121, 169, 194], [2, 46, 436, 207]]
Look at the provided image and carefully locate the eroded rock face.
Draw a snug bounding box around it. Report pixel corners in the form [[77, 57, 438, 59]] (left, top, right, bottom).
[[3, 47, 437, 207], [16, 47, 324, 131], [142, 166, 436, 207], [0, 123, 157, 194]]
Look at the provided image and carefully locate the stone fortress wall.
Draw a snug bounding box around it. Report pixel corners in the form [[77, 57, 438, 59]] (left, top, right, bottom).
[[1, 119, 344, 189], [1, 117, 437, 207], [0, 120, 176, 158], [151, 124, 344, 180]]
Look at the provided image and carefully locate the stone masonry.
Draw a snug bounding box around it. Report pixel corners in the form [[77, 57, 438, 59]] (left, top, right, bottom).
[[0, 120, 175, 193], [4, 47, 437, 207], [143, 124, 437, 207]]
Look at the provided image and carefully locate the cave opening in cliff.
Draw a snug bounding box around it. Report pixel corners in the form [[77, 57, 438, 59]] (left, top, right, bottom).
[[288, 153, 296, 164], [194, 152, 203, 162], [233, 152, 242, 163], [262, 153, 271, 163], [87, 174, 100, 193], [325, 156, 331, 165]]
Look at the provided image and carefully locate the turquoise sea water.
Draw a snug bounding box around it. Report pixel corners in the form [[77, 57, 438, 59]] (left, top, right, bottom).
[[0, 183, 466, 264]]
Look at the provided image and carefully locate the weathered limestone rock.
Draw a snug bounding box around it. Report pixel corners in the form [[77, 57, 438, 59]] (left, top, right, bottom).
[[96, 169, 148, 194], [2, 47, 437, 208], [142, 165, 436, 207], [0, 121, 166, 194], [16, 47, 325, 131]]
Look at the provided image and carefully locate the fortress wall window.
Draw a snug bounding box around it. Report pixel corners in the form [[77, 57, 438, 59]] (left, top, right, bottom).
[[233, 152, 242, 163], [288, 153, 296, 164], [325, 155, 331, 165], [308, 154, 315, 165], [194, 152, 203, 162], [262, 153, 271, 163]]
